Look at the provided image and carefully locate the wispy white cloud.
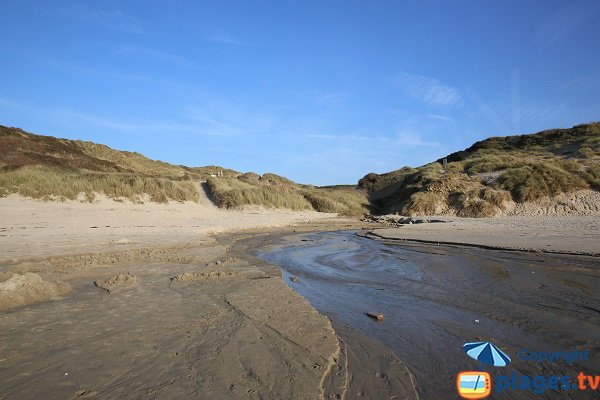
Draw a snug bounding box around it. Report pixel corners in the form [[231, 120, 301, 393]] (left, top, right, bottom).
[[115, 45, 194, 68], [392, 72, 461, 107], [464, 88, 510, 134], [185, 99, 277, 137], [39, 58, 150, 81], [557, 71, 600, 93], [516, 103, 569, 126], [289, 126, 442, 184], [305, 130, 439, 147], [204, 32, 249, 46], [317, 92, 346, 107], [186, 110, 244, 137], [57, 6, 144, 34], [426, 114, 453, 121], [534, 4, 598, 47], [60, 110, 215, 135], [305, 133, 371, 141], [0, 97, 224, 137], [394, 131, 439, 147]]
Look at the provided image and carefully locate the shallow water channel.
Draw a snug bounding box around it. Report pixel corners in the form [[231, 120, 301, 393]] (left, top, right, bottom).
[[257, 230, 600, 399]]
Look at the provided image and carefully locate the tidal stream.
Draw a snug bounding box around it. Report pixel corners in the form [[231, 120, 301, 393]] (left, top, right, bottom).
[[257, 230, 600, 399]]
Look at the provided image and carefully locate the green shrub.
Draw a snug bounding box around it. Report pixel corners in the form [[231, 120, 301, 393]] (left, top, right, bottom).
[[206, 176, 369, 215], [260, 173, 296, 185], [304, 188, 370, 216], [577, 146, 596, 158]]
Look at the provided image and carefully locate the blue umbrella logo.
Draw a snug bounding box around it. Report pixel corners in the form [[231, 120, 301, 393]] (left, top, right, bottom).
[[463, 341, 511, 367]]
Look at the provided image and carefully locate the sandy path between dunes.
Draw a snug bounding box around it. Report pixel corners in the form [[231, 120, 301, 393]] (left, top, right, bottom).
[[368, 216, 600, 255]]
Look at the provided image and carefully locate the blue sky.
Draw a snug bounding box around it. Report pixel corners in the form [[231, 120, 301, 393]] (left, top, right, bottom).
[[1, 1, 599, 185]]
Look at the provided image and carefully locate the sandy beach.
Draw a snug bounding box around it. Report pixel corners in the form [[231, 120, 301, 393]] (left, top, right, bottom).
[[0, 193, 341, 262], [3, 3, 599, 398], [0, 195, 378, 399], [1, 195, 599, 399]]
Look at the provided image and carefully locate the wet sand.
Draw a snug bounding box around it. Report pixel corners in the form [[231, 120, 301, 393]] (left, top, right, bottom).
[[257, 230, 600, 399], [0, 228, 352, 400]]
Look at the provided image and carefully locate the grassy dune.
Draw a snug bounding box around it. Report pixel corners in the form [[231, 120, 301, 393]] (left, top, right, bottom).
[[207, 176, 370, 216], [360, 123, 600, 217], [0, 125, 369, 213], [0, 126, 212, 203], [0, 166, 201, 203], [3, 123, 598, 216], [206, 177, 313, 210]]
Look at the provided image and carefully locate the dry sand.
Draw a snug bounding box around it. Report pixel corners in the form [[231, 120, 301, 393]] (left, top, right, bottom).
[[0, 193, 339, 262], [368, 216, 600, 255]]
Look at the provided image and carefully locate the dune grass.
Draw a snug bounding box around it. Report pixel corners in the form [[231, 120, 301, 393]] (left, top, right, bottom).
[[206, 177, 313, 210], [302, 187, 371, 216], [3, 123, 598, 215], [358, 166, 417, 192], [496, 163, 589, 202], [0, 166, 201, 203], [206, 176, 370, 216], [75, 141, 189, 178], [359, 123, 600, 216], [391, 159, 594, 217]]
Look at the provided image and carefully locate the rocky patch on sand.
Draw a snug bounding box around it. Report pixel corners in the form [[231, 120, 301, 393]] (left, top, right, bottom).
[[0, 272, 70, 310], [362, 215, 446, 226]]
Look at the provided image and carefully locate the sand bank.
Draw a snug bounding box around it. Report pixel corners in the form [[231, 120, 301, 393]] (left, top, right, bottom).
[[367, 216, 600, 255]]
